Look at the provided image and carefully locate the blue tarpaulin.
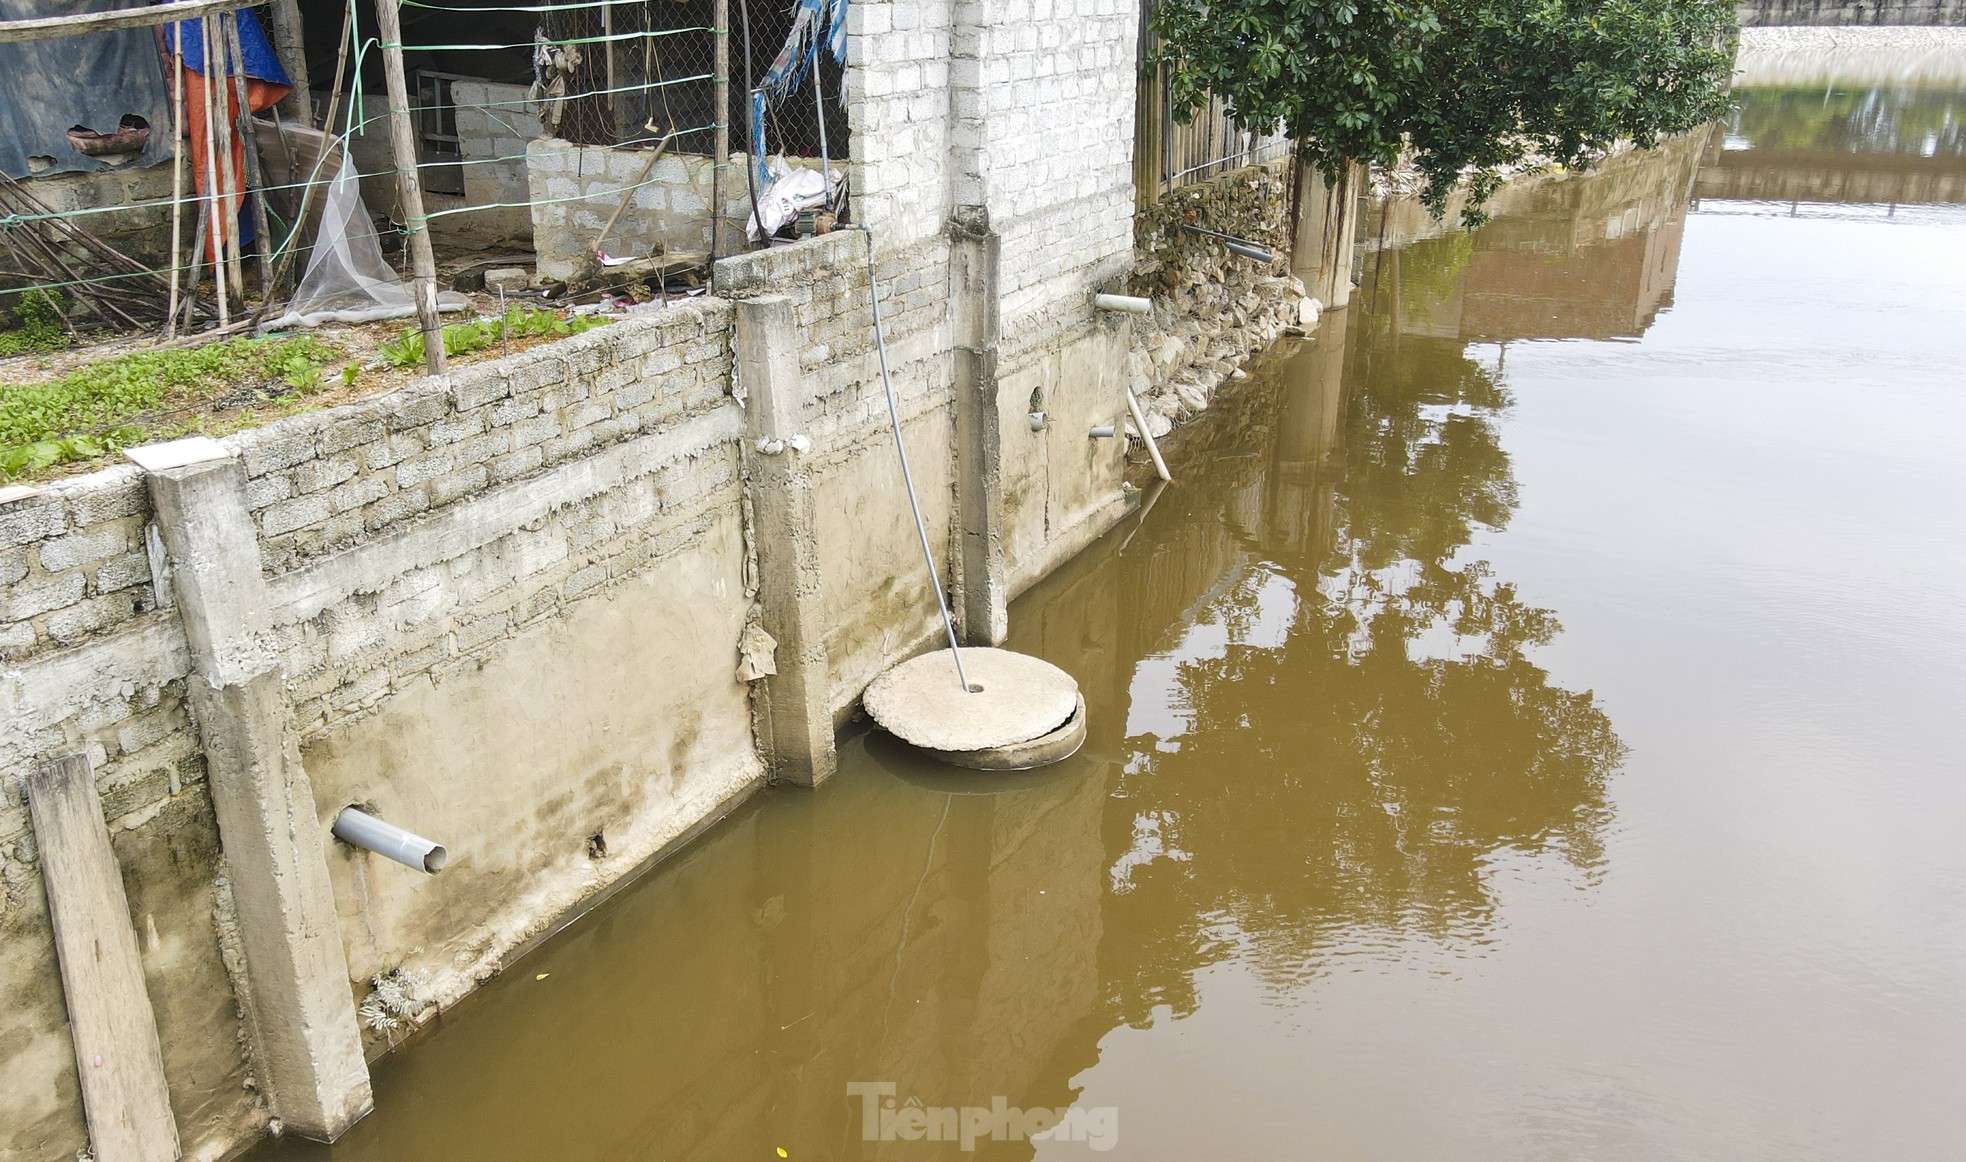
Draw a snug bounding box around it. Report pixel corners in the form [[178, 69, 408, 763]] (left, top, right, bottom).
[[0, 0, 173, 179]]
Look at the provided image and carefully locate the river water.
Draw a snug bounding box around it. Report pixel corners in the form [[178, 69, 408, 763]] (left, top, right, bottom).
[[260, 69, 1966, 1161]]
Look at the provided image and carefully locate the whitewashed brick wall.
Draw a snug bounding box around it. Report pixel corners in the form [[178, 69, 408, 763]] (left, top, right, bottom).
[[846, 0, 956, 247]]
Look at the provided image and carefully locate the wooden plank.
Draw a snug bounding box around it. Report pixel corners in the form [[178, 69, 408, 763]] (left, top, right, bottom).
[[0, 0, 256, 45], [24, 754, 180, 1162]]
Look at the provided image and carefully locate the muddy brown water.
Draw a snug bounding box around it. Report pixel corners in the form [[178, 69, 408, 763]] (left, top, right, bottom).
[[256, 79, 1966, 1161]]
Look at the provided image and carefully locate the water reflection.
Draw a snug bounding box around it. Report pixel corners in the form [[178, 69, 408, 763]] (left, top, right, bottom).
[[1022, 307, 1622, 1039], [1702, 84, 1966, 206]]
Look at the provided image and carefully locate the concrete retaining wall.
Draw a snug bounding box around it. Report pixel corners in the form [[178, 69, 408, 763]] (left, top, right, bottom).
[[3, 230, 1145, 1162], [0, 1, 1227, 1154], [1738, 0, 1966, 24]]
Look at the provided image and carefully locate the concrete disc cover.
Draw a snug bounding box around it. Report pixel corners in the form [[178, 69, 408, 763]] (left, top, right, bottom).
[[864, 648, 1080, 753]]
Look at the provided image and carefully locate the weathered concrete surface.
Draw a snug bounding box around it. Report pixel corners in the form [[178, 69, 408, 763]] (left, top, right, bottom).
[[997, 324, 1134, 595], [302, 516, 762, 1010], [950, 212, 1009, 647], [1737, 0, 1965, 24], [142, 454, 372, 1143], [863, 647, 1079, 752], [734, 295, 836, 787], [1293, 161, 1368, 311], [22, 754, 177, 1162]]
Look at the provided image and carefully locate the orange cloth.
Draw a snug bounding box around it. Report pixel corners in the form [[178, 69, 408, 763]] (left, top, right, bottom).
[[179, 64, 290, 263]]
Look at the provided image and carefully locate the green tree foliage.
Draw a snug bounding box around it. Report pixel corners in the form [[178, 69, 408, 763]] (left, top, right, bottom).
[[1150, 0, 1737, 221]]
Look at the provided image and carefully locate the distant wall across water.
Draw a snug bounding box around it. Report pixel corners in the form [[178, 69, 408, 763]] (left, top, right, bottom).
[[1738, 0, 1965, 25]]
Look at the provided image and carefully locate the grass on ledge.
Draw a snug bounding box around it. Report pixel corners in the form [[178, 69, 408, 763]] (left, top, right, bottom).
[[0, 334, 343, 480]]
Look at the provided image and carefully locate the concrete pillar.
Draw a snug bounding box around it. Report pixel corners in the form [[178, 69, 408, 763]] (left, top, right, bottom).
[[126, 438, 371, 1142], [22, 753, 179, 1162], [1292, 160, 1367, 311], [733, 298, 836, 787], [949, 208, 1007, 646]]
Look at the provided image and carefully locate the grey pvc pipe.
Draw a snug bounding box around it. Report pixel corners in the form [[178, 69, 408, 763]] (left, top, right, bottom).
[[332, 807, 447, 873]]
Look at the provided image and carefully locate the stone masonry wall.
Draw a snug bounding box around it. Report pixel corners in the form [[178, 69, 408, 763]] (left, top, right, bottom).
[[1125, 164, 1316, 442], [0, 303, 755, 1162]]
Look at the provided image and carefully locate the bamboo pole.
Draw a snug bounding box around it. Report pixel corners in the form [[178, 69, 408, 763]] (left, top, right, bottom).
[[165, 26, 187, 338], [209, 16, 243, 305], [222, 12, 274, 300], [373, 0, 445, 373], [710, 0, 728, 274], [198, 14, 228, 326]]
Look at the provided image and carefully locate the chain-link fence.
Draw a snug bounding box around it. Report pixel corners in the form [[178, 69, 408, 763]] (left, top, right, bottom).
[[545, 1, 720, 151]]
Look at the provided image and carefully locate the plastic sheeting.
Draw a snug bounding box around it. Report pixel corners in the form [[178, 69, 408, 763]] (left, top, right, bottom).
[[259, 150, 465, 332], [746, 160, 842, 241], [0, 0, 172, 178]]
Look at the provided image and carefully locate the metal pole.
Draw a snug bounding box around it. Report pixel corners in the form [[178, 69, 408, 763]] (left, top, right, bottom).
[[861, 228, 971, 694], [373, 0, 446, 373]]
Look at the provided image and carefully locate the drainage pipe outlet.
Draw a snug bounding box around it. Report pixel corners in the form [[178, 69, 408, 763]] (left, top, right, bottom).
[[332, 807, 448, 873], [1094, 292, 1152, 315]]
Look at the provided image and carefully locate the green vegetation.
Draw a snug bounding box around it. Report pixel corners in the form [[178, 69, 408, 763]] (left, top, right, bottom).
[[0, 291, 70, 357], [0, 335, 337, 479], [378, 305, 611, 370], [1150, 0, 1736, 223]]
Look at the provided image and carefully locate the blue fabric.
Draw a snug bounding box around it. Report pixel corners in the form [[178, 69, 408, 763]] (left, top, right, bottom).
[[166, 6, 289, 86], [750, 0, 846, 187], [0, 0, 172, 178]]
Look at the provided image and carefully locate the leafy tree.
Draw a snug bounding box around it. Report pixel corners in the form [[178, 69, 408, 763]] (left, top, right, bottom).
[[1150, 0, 1737, 221]]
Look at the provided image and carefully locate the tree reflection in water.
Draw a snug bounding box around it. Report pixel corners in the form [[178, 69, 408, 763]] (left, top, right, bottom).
[[1098, 299, 1623, 1028]]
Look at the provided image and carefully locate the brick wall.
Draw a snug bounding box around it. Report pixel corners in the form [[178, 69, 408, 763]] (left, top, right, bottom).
[[846, 0, 956, 247], [526, 140, 758, 280], [230, 300, 731, 575]]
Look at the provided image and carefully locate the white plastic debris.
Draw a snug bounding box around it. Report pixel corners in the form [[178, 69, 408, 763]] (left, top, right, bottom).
[[746, 159, 843, 241]]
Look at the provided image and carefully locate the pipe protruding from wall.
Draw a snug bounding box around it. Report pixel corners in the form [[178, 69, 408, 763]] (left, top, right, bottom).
[[1093, 292, 1152, 315], [1088, 425, 1118, 439], [332, 807, 448, 874]]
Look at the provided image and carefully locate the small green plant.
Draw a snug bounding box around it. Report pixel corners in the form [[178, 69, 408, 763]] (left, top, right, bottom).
[[378, 305, 612, 370], [0, 290, 70, 357], [0, 333, 340, 479]]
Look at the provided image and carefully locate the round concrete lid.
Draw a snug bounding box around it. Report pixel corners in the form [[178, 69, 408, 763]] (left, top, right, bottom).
[[864, 648, 1081, 753]]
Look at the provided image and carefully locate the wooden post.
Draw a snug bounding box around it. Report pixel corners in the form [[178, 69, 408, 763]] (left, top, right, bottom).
[[198, 13, 228, 326], [373, 0, 446, 373], [24, 754, 180, 1162], [711, 0, 729, 274], [262, 0, 313, 125]]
